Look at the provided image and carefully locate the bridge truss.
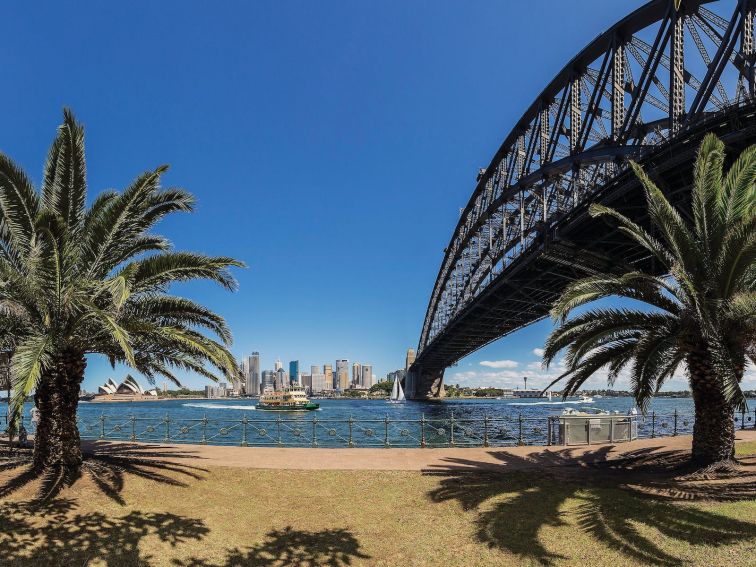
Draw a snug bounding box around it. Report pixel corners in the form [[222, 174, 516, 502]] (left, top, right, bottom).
[[410, 0, 756, 398]]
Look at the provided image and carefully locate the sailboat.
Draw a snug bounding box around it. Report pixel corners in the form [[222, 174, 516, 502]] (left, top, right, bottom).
[[389, 375, 405, 403]]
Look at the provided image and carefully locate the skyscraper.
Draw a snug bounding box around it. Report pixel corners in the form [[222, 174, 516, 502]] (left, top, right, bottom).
[[323, 364, 333, 390], [311, 372, 326, 393], [405, 348, 416, 371], [361, 364, 373, 388], [261, 370, 276, 391], [274, 367, 288, 391], [335, 359, 349, 391], [351, 362, 361, 388], [289, 360, 300, 386], [244, 352, 260, 396], [310, 365, 319, 376], [275, 358, 283, 371]]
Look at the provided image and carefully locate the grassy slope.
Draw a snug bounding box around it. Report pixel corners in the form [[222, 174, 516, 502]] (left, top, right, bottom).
[[0, 445, 754, 566]]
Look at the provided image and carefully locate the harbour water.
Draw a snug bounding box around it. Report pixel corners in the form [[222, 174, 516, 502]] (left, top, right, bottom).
[[5, 397, 756, 448]]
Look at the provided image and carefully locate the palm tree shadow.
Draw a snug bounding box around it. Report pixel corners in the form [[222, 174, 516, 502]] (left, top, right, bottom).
[[0, 497, 209, 566], [425, 446, 756, 566], [0, 441, 209, 504], [175, 526, 370, 567]]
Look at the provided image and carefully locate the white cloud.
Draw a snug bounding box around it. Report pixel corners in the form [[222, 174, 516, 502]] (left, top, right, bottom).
[[532, 348, 545, 357], [480, 360, 518, 369]]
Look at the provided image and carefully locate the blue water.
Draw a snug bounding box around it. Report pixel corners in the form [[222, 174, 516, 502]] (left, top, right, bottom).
[[5, 397, 755, 448]]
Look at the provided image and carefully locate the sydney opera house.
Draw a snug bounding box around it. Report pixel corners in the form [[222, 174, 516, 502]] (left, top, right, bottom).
[[95, 375, 159, 402]]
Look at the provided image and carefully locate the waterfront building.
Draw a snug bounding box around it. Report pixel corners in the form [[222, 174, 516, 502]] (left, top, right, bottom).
[[323, 364, 333, 390], [261, 370, 276, 391], [405, 348, 415, 371], [244, 352, 260, 396], [289, 360, 300, 386], [205, 382, 228, 399], [96, 376, 159, 401], [352, 362, 361, 388], [361, 364, 373, 388]]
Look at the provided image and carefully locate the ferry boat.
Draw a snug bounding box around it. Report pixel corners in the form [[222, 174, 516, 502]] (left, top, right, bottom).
[[257, 386, 320, 411]]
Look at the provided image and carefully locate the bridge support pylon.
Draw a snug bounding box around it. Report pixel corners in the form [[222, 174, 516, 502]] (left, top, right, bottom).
[[406, 366, 445, 400]]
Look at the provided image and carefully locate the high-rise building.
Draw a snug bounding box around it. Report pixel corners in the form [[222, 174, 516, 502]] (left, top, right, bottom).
[[335, 359, 349, 391], [205, 382, 228, 398], [361, 364, 373, 388], [323, 364, 333, 390], [405, 348, 416, 371], [311, 365, 319, 376], [352, 362, 361, 388], [289, 360, 300, 386], [274, 368, 288, 390], [275, 358, 283, 371], [244, 352, 261, 396], [311, 372, 326, 393], [300, 373, 312, 391], [261, 370, 276, 391]]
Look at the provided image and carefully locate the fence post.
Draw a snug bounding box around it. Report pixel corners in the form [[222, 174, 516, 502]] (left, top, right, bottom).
[[384, 414, 390, 448], [651, 411, 656, 439], [484, 414, 489, 448], [99, 414, 105, 439], [586, 418, 591, 446], [241, 415, 248, 447], [450, 412, 455, 447], [312, 416, 318, 447], [348, 415, 354, 448], [276, 416, 282, 446], [420, 413, 426, 448], [201, 414, 208, 444], [753, 408, 756, 430], [673, 409, 678, 436], [610, 416, 614, 443], [164, 414, 170, 442], [741, 407, 746, 431], [131, 414, 136, 441], [518, 413, 524, 446], [547, 416, 552, 446]]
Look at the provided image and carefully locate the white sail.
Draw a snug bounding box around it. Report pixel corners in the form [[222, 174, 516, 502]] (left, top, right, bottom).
[[391, 376, 405, 402]]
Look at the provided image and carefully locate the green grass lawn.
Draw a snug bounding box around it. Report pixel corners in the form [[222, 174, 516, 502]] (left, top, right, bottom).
[[0, 442, 754, 566]]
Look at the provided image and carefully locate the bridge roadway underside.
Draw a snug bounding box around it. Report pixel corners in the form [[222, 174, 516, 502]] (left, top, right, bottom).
[[408, 106, 756, 400]]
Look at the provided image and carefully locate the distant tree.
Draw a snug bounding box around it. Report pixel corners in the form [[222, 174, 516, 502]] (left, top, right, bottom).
[[543, 134, 755, 465], [0, 110, 243, 477]]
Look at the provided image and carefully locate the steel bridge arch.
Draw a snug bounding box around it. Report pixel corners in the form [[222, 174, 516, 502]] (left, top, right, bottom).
[[410, 0, 756, 398]]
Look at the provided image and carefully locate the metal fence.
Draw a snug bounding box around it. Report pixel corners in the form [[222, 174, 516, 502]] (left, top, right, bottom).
[[4, 408, 755, 448]]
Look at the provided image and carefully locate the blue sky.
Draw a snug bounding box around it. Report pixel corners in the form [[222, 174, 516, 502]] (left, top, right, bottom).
[[3, 0, 727, 393]]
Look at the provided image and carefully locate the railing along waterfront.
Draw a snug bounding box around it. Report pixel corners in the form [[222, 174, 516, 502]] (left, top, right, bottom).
[[4, 408, 756, 448]]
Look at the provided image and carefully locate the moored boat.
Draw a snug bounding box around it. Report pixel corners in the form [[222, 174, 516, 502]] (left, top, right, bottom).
[[257, 386, 320, 411]]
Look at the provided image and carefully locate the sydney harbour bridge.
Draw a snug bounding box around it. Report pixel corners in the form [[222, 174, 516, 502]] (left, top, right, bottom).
[[406, 0, 756, 399]]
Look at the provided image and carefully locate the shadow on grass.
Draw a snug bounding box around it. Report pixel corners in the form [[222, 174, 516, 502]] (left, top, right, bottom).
[[0, 441, 208, 503], [425, 447, 756, 566], [174, 526, 370, 566], [0, 498, 209, 566]]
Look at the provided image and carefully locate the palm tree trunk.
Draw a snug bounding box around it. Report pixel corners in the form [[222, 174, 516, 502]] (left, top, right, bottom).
[[687, 347, 735, 465], [32, 349, 86, 473]]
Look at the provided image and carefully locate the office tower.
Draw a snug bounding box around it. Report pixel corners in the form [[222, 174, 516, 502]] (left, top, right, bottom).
[[274, 367, 288, 390], [311, 372, 326, 393], [323, 364, 333, 390], [361, 364, 373, 388], [311, 365, 319, 376], [300, 373, 312, 391], [261, 370, 276, 391], [352, 362, 361, 388], [275, 358, 283, 371], [244, 352, 261, 396], [405, 348, 416, 371], [335, 359, 349, 391], [289, 360, 300, 386]]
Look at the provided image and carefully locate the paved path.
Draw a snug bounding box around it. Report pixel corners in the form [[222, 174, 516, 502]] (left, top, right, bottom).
[[82, 429, 756, 471]]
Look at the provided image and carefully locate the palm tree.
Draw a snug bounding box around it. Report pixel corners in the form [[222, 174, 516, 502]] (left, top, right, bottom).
[[0, 109, 243, 475], [543, 134, 755, 465]]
